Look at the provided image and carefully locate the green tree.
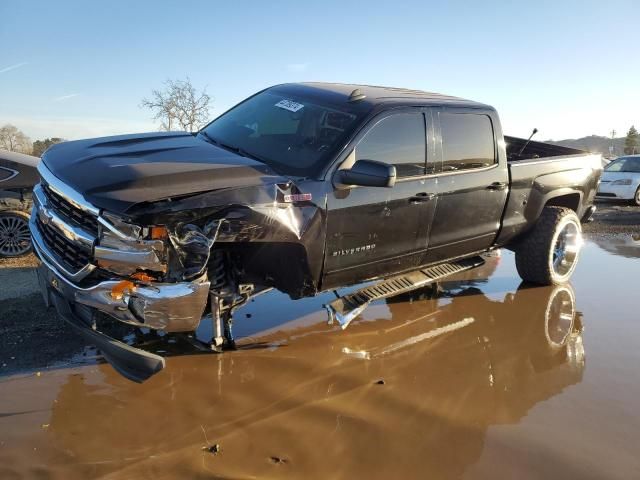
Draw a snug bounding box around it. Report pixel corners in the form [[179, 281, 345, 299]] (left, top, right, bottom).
[[32, 137, 64, 157], [624, 125, 639, 155]]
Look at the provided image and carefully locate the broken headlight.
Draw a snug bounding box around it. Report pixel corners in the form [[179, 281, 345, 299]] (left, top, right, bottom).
[[99, 212, 143, 246], [95, 212, 168, 276]]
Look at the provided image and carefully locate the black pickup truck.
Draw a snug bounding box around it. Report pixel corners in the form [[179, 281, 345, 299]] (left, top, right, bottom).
[[30, 83, 602, 381]]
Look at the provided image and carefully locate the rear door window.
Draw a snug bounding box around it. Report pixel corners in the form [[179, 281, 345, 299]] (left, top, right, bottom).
[[355, 113, 426, 177], [440, 113, 495, 172]]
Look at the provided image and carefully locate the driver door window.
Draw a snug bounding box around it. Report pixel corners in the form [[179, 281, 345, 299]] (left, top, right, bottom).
[[355, 113, 426, 177]]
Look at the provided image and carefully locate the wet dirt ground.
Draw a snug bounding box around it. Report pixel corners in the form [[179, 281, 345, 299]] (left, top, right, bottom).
[[582, 201, 640, 235], [1, 223, 640, 478]]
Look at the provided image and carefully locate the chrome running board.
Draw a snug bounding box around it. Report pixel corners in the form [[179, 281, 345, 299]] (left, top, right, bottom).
[[325, 256, 485, 330]]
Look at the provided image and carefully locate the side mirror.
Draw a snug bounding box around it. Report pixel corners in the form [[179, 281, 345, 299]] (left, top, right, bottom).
[[335, 159, 396, 189]]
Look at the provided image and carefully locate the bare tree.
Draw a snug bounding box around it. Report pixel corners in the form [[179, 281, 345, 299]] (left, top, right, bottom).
[[141, 78, 212, 132], [0, 124, 32, 154]]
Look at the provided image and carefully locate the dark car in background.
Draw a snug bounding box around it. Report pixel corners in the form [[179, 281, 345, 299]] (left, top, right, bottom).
[[0, 149, 39, 257]]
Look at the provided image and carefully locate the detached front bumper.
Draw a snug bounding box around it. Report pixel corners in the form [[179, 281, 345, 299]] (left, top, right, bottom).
[[46, 287, 166, 382], [33, 229, 210, 382]]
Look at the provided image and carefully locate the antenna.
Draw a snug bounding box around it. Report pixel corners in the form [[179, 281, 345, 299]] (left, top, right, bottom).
[[348, 88, 366, 102], [517, 128, 538, 157]]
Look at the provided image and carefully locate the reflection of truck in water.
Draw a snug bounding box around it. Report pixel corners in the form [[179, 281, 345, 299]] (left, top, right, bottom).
[[341, 263, 583, 373], [29, 83, 600, 380], [46, 281, 584, 478]]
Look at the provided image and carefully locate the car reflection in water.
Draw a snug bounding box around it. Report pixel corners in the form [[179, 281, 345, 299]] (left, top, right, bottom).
[[44, 253, 586, 478], [592, 233, 640, 259]]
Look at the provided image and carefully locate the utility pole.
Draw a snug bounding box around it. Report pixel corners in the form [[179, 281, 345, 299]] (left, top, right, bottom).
[[610, 129, 616, 157]]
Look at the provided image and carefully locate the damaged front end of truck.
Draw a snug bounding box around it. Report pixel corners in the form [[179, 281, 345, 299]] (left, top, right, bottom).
[[31, 160, 325, 382]]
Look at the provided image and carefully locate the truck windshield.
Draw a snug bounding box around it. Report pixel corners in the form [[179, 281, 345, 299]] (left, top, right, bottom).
[[200, 89, 369, 177], [605, 157, 640, 173]]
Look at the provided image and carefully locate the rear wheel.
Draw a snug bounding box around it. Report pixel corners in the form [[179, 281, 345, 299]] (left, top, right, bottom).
[[515, 207, 582, 285], [543, 284, 576, 349], [0, 210, 32, 257]]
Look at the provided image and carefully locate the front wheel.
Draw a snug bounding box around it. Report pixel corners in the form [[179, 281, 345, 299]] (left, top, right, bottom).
[[0, 210, 32, 258], [633, 186, 640, 207], [515, 207, 582, 285]]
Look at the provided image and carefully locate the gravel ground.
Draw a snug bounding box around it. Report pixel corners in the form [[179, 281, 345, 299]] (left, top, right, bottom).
[[0, 200, 637, 376], [0, 262, 39, 301], [583, 201, 640, 235], [0, 254, 88, 375]]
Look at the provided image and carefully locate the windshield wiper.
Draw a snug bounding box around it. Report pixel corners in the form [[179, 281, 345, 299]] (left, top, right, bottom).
[[199, 131, 268, 165], [199, 130, 220, 146]]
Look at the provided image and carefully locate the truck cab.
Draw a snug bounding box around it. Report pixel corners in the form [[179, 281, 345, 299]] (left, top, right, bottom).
[[321, 100, 509, 288]]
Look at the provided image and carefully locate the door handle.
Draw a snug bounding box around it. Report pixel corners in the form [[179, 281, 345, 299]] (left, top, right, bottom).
[[486, 182, 508, 191], [409, 192, 435, 203]]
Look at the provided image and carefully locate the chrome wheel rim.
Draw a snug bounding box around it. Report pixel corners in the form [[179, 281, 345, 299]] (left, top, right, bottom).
[[552, 221, 581, 277], [545, 286, 575, 347], [0, 214, 31, 256]]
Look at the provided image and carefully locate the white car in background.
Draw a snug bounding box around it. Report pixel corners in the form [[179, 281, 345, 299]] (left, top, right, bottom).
[[596, 155, 640, 206]]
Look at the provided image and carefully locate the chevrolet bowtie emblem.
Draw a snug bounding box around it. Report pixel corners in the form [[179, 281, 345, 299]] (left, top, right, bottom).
[[39, 206, 53, 225]]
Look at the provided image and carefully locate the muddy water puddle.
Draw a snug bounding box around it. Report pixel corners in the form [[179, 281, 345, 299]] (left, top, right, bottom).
[[1, 235, 639, 479]]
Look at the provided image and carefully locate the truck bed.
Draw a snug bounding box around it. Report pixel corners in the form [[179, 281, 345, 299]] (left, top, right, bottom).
[[497, 136, 602, 246], [504, 135, 585, 162]]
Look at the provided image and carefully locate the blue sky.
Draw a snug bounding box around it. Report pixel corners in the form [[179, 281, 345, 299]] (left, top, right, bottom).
[[1, 0, 638, 141]]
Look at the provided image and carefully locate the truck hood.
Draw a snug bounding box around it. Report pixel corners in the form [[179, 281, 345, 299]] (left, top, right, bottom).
[[41, 131, 286, 214]]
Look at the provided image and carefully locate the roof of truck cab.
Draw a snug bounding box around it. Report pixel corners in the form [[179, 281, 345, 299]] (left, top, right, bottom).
[[272, 82, 492, 110]]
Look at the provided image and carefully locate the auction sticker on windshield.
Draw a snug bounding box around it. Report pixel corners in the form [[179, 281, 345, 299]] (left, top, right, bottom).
[[275, 99, 304, 112]]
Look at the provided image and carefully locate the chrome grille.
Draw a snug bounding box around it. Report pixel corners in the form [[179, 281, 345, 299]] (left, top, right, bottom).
[[43, 183, 99, 236], [30, 164, 99, 281], [36, 217, 92, 271]]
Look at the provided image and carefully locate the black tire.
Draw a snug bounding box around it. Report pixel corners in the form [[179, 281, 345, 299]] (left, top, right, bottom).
[[633, 186, 640, 207], [0, 210, 32, 257], [515, 207, 582, 285]]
